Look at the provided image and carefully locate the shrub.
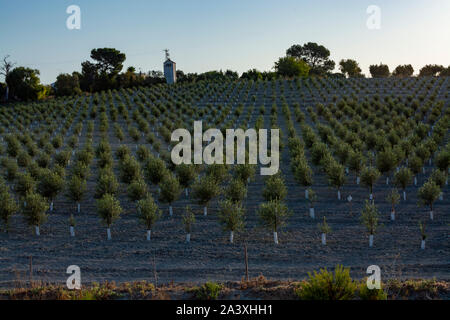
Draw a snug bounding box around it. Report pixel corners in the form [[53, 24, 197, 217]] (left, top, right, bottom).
[[357, 280, 387, 300], [192, 282, 222, 300], [295, 265, 355, 300]]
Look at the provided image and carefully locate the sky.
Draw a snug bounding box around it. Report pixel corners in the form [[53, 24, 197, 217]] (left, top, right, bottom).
[[0, 0, 449, 84]]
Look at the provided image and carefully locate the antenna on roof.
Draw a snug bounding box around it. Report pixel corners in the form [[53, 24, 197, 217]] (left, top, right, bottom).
[[164, 49, 170, 60]]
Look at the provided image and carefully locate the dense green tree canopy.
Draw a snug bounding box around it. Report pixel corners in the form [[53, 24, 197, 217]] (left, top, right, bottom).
[[369, 64, 390, 78], [6, 67, 48, 101], [274, 57, 310, 78], [286, 42, 335, 75], [339, 59, 362, 78]]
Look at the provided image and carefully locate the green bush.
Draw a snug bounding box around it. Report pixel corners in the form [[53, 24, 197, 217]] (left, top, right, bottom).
[[295, 265, 356, 300], [192, 282, 222, 300], [357, 280, 387, 300]]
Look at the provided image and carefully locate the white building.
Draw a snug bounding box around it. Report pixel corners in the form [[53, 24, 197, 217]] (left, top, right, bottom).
[[163, 49, 176, 84]]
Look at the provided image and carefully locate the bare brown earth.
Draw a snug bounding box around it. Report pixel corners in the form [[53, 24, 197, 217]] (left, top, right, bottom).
[[0, 78, 449, 289]]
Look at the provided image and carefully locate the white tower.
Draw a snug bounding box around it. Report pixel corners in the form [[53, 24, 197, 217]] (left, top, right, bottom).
[[163, 49, 176, 84]]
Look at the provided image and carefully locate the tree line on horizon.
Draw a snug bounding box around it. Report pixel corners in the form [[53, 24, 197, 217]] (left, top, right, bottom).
[[1, 42, 449, 102]]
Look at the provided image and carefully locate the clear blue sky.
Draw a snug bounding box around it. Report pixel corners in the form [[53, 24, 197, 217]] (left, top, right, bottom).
[[1, 0, 449, 84]]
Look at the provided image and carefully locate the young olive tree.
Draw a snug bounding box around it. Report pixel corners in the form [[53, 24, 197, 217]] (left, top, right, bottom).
[[430, 169, 446, 200], [360, 166, 380, 201], [182, 206, 195, 243], [360, 200, 380, 247], [394, 167, 413, 200], [262, 173, 287, 202], [347, 151, 364, 184], [218, 200, 245, 243], [376, 148, 397, 185], [0, 189, 18, 232], [137, 194, 161, 241], [144, 156, 168, 186], [234, 163, 256, 185], [95, 169, 119, 199], [22, 192, 49, 236], [419, 221, 427, 250], [225, 178, 247, 204], [293, 158, 313, 199], [307, 188, 317, 218], [192, 174, 221, 216], [326, 161, 346, 200], [418, 180, 441, 220], [127, 178, 149, 203], [119, 155, 141, 184], [14, 173, 36, 201], [258, 200, 291, 244], [318, 216, 331, 245], [159, 173, 181, 216], [66, 175, 86, 214], [37, 169, 64, 211], [176, 164, 197, 196], [97, 194, 122, 240], [408, 155, 423, 186], [386, 189, 400, 221]]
